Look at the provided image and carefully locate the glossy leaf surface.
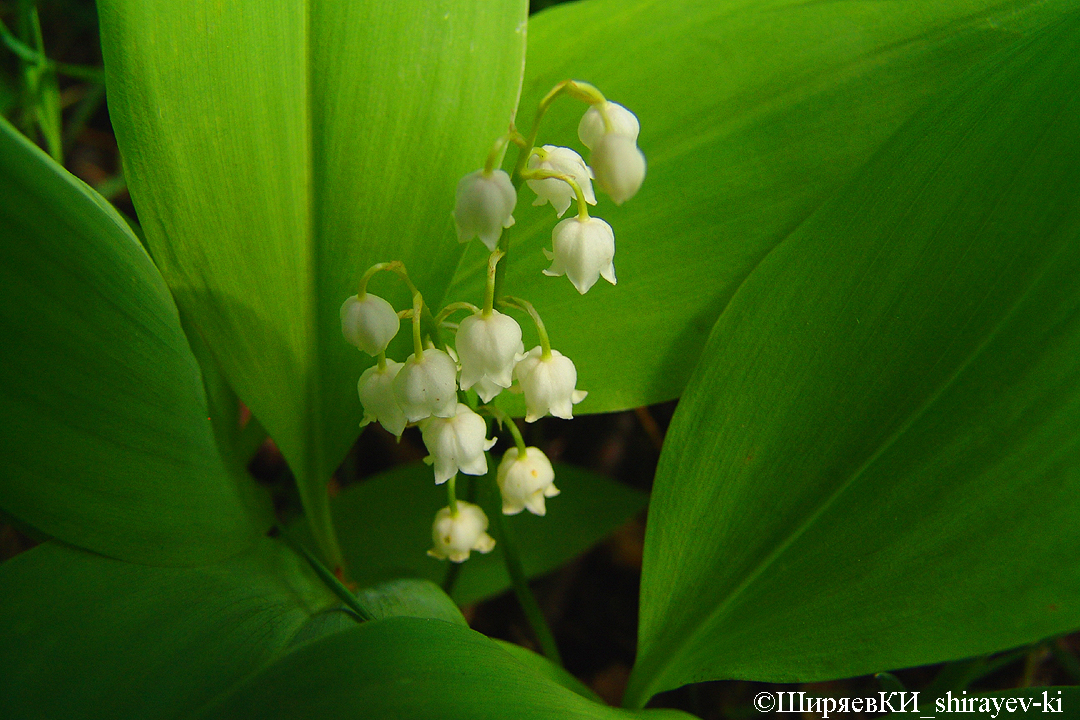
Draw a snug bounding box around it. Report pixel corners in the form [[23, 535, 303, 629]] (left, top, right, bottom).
[[355, 578, 467, 626], [450, 0, 1078, 415], [629, 16, 1080, 705], [0, 538, 334, 720], [98, 0, 528, 564], [198, 616, 691, 720], [0, 118, 255, 564]]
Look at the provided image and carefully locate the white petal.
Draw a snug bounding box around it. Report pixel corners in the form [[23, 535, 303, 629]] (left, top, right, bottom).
[[578, 101, 640, 150]]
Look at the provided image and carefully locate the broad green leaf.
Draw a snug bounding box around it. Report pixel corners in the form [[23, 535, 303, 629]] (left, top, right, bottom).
[[316, 460, 646, 605], [98, 0, 528, 567], [627, 17, 1080, 705], [0, 537, 335, 720], [449, 0, 1079, 415], [495, 639, 605, 703], [0, 118, 256, 565], [355, 578, 467, 626], [197, 616, 691, 720]]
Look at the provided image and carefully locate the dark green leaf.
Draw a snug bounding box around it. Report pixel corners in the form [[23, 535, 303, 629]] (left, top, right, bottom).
[[0, 118, 257, 565], [628, 16, 1080, 705], [197, 616, 692, 720], [355, 578, 467, 626], [0, 538, 335, 720]]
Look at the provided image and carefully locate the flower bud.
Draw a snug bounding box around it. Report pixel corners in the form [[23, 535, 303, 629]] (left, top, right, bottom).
[[357, 359, 407, 437], [497, 446, 560, 516], [453, 169, 517, 251], [578, 101, 640, 150], [392, 348, 458, 422], [543, 216, 616, 295], [340, 293, 399, 356], [526, 145, 596, 218], [513, 347, 588, 422], [456, 310, 525, 403], [589, 133, 646, 205], [427, 502, 496, 563], [420, 403, 496, 484]]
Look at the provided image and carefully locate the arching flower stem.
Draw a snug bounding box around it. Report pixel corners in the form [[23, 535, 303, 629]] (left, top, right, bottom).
[[483, 250, 505, 316], [499, 296, 552, 360], [519, 167, 592, 221]]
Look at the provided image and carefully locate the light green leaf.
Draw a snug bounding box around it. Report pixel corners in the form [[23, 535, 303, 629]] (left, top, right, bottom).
[[628, 16, 1080, 705], [0, 537, 335, 720], [449, 0, 1079, 415], [355, 578, 467, 626], [316, 460, 646, 606], [197, 616, 692, 720], [98, 0, 528, 567], [0, 118, 257, 565]]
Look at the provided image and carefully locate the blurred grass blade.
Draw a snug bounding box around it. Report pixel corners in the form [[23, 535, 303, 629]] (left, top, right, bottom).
[[0, 118, 258, 565], [628, 14, 1080, 705], [98, 0, 528, 568], [449, 0, 1080, 416]]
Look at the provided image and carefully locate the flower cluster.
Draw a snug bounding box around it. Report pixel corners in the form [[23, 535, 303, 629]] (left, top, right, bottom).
[[340, 81, 643, 562]]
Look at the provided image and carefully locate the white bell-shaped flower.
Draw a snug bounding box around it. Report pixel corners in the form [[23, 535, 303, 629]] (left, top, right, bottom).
[[453, 169, 517, 251], [497, 446, 560, 516], [456, 310, 525, 403], [526, 145, 596, 218], [578, 101, 640, 150], [357, 359, 407, 437], [513, 347, 588, 422], [392, 348, 458, 422], [543, 216, 616, 295], [427, 502, 496, 563], [589, 133, 646, 205], [340, 293, 399, 356], [420, 403, 497, 484]]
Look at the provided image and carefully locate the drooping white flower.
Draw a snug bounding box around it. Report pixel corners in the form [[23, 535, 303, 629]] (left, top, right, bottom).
[[513, 347, 588, 422], [456, 310, 525, 403], [577, 101, 640, 150], [392, 348, 458, 422], [589, 133, 646, 205], [427, 502, 496, 563], [497, 446, 560, 516], [340, 293, 399, 356], [420, 403, 497, 484], [357, 359, 407, 437], [453, 169, 517, 251], [526, 145, 596, 218], [543, 216, 616, 295]]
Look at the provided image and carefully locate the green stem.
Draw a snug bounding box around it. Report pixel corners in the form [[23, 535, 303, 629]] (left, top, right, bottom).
[[488, 405, 528, 456], [434, 301, 480, 326], [512, 79, 605, 182], [493, 509, 562, 666], [483, 135, 509, 175], [519, 168, 591, 220], [483, 250, 504, 315], [411, 291, 424, 358], [280, 531, 374, 622], [376, 351, 387, 371], [0, 18, 105, 83], [446, 474, 458, 515], [493, 81, 605, 304], [500, 296, 552, 359]]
